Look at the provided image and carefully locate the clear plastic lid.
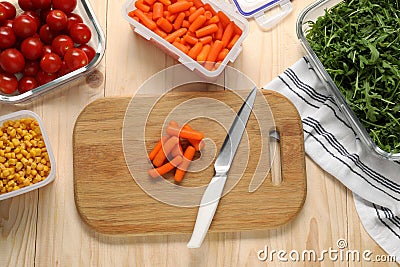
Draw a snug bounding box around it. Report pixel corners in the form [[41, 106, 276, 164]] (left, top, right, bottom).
[[231, 0, 293, 30]]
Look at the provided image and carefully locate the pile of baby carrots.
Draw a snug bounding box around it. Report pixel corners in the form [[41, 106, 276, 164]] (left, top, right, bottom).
[[128, 0, 243, 70], [148, 121, 205, 182]]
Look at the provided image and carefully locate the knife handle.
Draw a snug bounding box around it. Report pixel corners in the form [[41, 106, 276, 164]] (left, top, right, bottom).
[[187, 175, 227, 248]]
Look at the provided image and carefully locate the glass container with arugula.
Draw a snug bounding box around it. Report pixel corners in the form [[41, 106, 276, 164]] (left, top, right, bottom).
[[297, 0, 400, 160]]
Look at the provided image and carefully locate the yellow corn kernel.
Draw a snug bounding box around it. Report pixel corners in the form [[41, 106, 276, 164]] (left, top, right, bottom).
[[0, 157, 5, 163], [23, 179, 30, 186], [16, 153, 23, 160], [8, 159, 17, 165], [5, 147, 11, 153], [26, 166, 31, 175], [13, 186, 19, 191], [2, 169, 10, 177], [16, 162, 23, 171], [21, 158, 28, 165], [31, 169, 37, 176], [37, 163, 44, 171], [12, 138, 20, 146], [43, 166, 49, 172]]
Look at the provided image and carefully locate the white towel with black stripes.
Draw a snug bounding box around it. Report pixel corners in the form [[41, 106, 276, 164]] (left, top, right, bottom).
[[264, 57, 400, 262]]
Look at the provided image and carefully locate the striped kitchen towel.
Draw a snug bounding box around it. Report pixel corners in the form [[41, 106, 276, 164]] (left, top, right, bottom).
[[264, 57, 400, 262]]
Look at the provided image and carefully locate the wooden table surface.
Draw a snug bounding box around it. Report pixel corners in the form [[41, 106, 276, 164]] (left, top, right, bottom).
[[0, 0, 398, 266]]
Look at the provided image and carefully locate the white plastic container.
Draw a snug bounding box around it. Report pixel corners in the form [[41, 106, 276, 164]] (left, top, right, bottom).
[[0, 110, 56, 201], [122, 0, 292, 78]]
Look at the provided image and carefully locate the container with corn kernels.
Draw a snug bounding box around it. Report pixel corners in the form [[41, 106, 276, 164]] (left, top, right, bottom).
[[0, 110, 56, 200]]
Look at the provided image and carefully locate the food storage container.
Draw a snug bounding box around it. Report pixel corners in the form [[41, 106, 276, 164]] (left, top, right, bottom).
[[0, 110, 56, 200], [122, 0, 292, 78], [0, 0, 106, 104], [296, 0, 400, 161]]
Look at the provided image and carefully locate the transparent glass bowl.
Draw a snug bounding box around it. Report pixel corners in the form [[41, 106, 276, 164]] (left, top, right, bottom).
[[296, 0, 400, 161], [0, 0, 105, 104]]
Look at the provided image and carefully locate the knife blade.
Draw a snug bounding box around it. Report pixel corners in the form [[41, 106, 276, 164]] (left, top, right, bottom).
[[187, 87, 257, 248]]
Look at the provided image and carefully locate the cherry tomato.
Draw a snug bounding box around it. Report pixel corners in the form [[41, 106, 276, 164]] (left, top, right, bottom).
[[36, 69, 58, 85], [52, 0, 77, 14], [21, 37, 43, 60], [78, 44, 95, 62], [57, 60, 71, 76], [64, 48, 88, 70], [18, 0, 35, 11], [0, 48, 25, 73], [46, 9, 68, 32], [51, 34, 73, 56], [22, 60, 40, 76], [18, 76, 38, 93], [69, 23, 91, 44], [2, 19, 13, 28], [40, 52, 62, 73], [0, 1, 16, 20], [22, 11, 41, 29], [39, 24, 57, 44], [0, 26, 16, 49], [0, 4, 7, 24], [13, 14, 38, 38], [32, 0, 51, 10], [0, 72, 18, 94], [42, 44, 53, 55], [66, 12, 82, 32]]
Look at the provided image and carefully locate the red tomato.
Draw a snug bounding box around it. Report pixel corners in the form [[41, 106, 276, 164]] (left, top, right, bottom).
[[57, 60, 71, 76], [78, 44, 95, 62], [2, 19, 13, 28], [22, 11, 41, 29], [18, 76, 38, 93], [21, 37, 44, 60], [39, 24, 57, 44], [0, 48, 25, 73], [13, 14, 38, 38], [66, 12, 82, 32], [32, 0, 51, 10], [46, 9, 68, 32], [0, 26, 16, 49], [0, 4, 7, 23], [36, 69, 58, 85], [22, 60, 40, 76], [64, 48, 88, 70], [69, 23, 91, 44], [40, 52, 62, 73], [51, 34, 73, 56], [0, 1, 16, 20], [42, 44, 53, 55], [0, 72, 18, 94], [52, 0, 77, 14], [18, 0, 35, 11]]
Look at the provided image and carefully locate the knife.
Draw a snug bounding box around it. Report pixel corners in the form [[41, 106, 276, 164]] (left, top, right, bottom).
[[187, 87, 257, 248]]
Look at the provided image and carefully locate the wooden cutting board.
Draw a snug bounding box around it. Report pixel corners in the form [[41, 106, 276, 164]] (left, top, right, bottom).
[[73, 90, 307, 235]]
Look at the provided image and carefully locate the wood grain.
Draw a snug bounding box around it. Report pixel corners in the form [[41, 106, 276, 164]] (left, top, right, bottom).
[[73, 90, 307, 235]]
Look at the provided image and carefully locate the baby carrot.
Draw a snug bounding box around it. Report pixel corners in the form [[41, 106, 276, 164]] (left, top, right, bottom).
[[193, 0, 203, 8], [182, 20, 190, 28], [205, 15, 219, 25], [217, 48, 229, 61], [158, 0, 171, 5], [183, 125, 205, 151], [188, 14, 206, 32], [188, 7, 205, 23], [144, 0, 156, 5], [174, 146, 196, 182], [167, 14, 177, 22], [189, 6, 197, 14], [135, 0, 151, 13], [214, 21, 223, 40], [134, 9, 157, 30], [183, 34, 198, 45], [171, 143, 183, 157], [168, 1, 193, 13], [152, 2, 164, 20], [148, 136, 169, 161], [221, 22, 234, 47], [199, 35, 212, 44], [217, 11, 230, 27], [157, 17, 173, 33], [227, 33, 240, 49], [164, 28, 187, 42], [204, 10, 213, 20], [173, 41, 189, 54], [173, 12, 186, 30], [233, 24, 242, 35], [166, 125, 204, 140], [149, 155, 183, 178], [196, 43, 210, 62], [153, 136, 180, 167], [188, 42, 203, 59], [169, 120, 179, 127], [203, 4, 216, 15], [195, 23, 218, 38]]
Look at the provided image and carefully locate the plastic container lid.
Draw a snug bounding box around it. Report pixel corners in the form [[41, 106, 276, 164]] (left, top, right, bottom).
[[232, 0, 293, 30]]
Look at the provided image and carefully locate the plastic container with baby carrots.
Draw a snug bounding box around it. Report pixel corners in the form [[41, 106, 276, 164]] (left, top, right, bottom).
[[122, 0, 292, 78]]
